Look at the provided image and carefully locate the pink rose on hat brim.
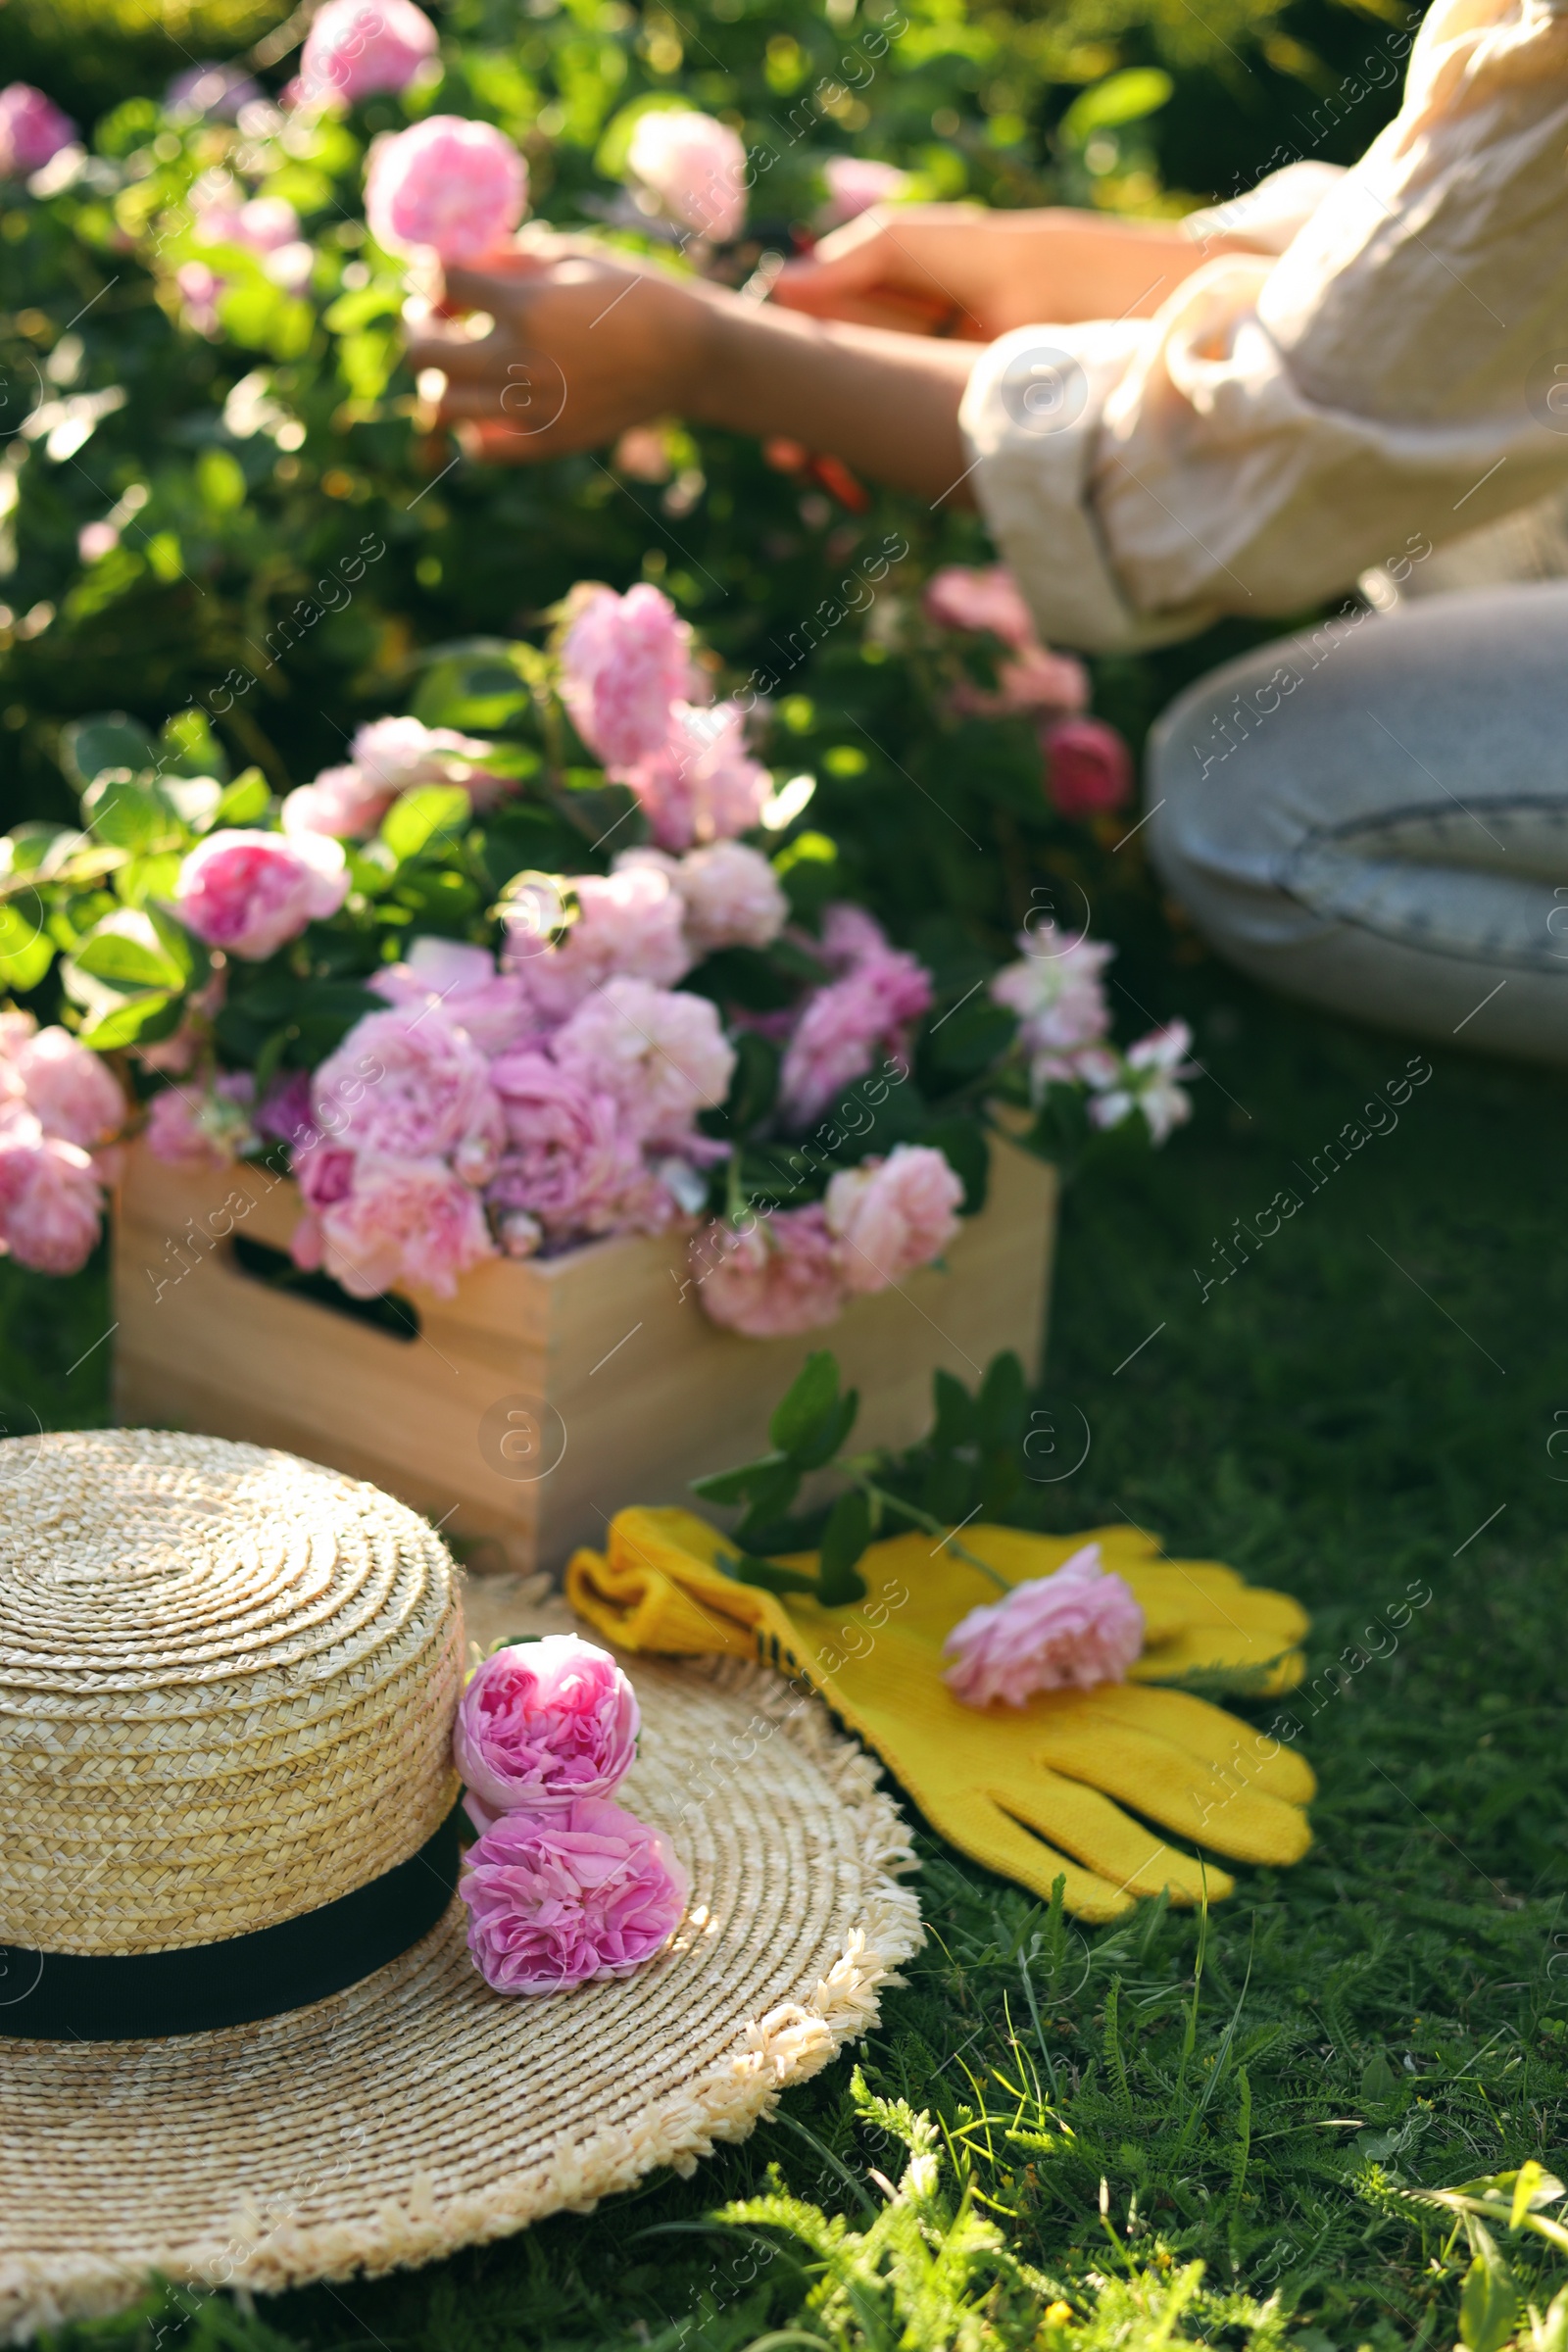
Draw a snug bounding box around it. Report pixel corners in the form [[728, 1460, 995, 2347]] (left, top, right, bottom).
[[461, 1795, 687, 1995], [366, 115, 527, 265], [456, 1634, 639, 1822], [173, 830, 349, 961]]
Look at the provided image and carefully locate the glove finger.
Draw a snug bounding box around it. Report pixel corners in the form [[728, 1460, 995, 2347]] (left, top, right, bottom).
[[1027, 1715, 1312, 1868], [1128, 1627, 1305, 1694], [1067, 1686, 1316, 1805], [993, 1772, 1234, 1908], [912, 1787, 1138, 1923]]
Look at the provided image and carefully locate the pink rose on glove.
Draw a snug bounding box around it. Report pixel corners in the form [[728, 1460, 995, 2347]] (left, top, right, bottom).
[[174, 830, 349, 960], [461, 1795, 687, 1995], [456, 1635, 638, 1826], [943, 1542, 1145, 1709], [366, 115, 527, 264], [559, 582, 693, 770], [824, 1144, 963, 1295], [0, 83, 76, 178], [299, 0, 438, 104]]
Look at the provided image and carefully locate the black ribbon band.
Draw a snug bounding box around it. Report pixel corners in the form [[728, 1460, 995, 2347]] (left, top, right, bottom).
[[0, 1806, 461, 2042]]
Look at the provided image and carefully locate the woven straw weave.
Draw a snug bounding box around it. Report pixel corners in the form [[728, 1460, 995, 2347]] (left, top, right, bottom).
[[0, 1431, 463, 1955]]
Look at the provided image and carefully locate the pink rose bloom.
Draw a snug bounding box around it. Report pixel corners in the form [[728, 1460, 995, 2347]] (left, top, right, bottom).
[[824, 1144, 962, 1296], [175, 261, 223, 337], [78, 519, 119, 564], [370, 937, 529, 1057], [312, 1004, 502, 1168], [818, 902, 890, 970], [924, 564, 1036, 651], [281, 764, 395, 842], [174, 829, 348, 960], [655, 840, 787, 954], [353, 714, 506, 808], [626, 108, 746, 244], [485, 1053, 650, 1238], [1044, 716, 1134, 819], [622, 702, 771, 851], [943, 1543, 1145, 1708], [298, 0, 438, 104], [195, 186, 301, 255], [366, 115, 527, 265], [697, 1204, 846, 1339], [990, 930, 1114, 1090], [461, 1794, 687, 1996], [4, 1023, 123, 1149], [455, 1634, 638, 1823], [512, 864, 692, 1025], [144, 1075, 257, 1167], [1086, 1020, 1198, 1147], [256, 1069, 316, 1151], [953, 643, 1091, 722], [779, 948, 933, 1127], [559, 583, 693, 771], [0, 1113, 103, 1276], [316, 1152, 495, 1298], [0, 84, 76, 178], [554, 977, 735, 1148], [820, 156, 909, 226]]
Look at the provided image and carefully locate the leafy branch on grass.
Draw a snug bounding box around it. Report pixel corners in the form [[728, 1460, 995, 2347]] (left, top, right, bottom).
[[690, 1349, 1034, 1606]]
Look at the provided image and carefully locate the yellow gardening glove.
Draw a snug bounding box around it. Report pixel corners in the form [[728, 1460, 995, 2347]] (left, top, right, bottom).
[[565, 1508, 1313, 1925]]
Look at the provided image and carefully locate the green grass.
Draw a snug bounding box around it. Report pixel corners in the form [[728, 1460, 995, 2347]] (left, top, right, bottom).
[[15, 943, 1568, 2352]]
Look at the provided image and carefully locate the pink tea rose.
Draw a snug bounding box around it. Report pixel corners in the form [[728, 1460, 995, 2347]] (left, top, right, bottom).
[[195, 186, 302, 255], [990, 930, 1114, 1091], [365, 115, 527, 265], [298, 0, 438, 104], [281, 763, 396, 842], [622, 702, 771, 850], [512, 864, 691, 1024], [654, 840, 787, 953], [461, 1794, 687, 1996], [1043, 715, 1134, 819], [0, 1115, 103, 1276], [313, 1004, 502, 1167], [1086, 1020, 1198, 1146], [371, 937, 529, 1057], [554, 977, 735, 1148], [943, 1542, 1145, 1708], [486, 1054, 650, 1238], [255, 1068, 317, 1152], [0, 84, 76, 179], [625, 108, 746, 244], [923, 564, 1036, 651], [820, 156, 910, 226], [818, 902, 890, 970], [174, 829, 348, 960], [824, 1144, 962, 1295], [144, 1074, 257, 1168], [455, 1634, 638, 1822], [4, 1022, 123, 1150], [953, 642, 1091, 723], [353, 714, 506, 806], [697, 1203, 847, 1338], [559, 582, 693, 770], [779, 945, 933, 1127], [317, 1152, 495, 1298]]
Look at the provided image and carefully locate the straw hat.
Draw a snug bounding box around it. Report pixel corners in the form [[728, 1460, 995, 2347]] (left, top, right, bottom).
[[0, 1431, 921, 2342]]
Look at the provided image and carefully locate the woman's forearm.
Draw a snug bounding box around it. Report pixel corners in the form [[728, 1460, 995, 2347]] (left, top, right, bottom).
[[690, 298, 976, 503]]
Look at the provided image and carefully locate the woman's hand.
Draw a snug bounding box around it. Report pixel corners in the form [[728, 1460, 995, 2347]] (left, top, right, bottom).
[[772, 203, 1226, 339], [404, 236, 716, 465]]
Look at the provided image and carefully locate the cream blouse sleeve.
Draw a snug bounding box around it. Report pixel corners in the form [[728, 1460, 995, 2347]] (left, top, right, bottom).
[[960, 0, 1568, 653]]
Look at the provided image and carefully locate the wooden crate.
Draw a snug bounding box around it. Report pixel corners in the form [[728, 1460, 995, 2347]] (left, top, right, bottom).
[[112, 1137, 1058, 1574]]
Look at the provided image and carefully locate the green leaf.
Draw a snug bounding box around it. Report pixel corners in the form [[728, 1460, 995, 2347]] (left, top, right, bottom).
[[1061, 67, 1174, 143], [715, 1030, 780, 1135], [5, 823, 74, 877], [691, 1455, 783, 1506], [412, 642, 533, 733], [60, 712, 156, 790], [791, 1388, 858, 1472], [79, 990, 175, 1050], [214, 767, 270, 828], [926, 1000, 1013, 1077], [380, 786, 473, 864], [977, 1349, 1029, 1451], [816, 1488, 871, 1606], [1458, 2231, 1517, 2352], [159, 708, 232, 786], [931, 1367, 977, 1453], [770, 1350, 841, 1457], [733, 1459, 805, 1536], [161, 777, 223, 832], [0, 902, 54, 991], [1359, 2052, 1396, 2110], [74, 920, 185, 992], [81, 774, 179, 853], [115, 853, 184, 911], [924, 1115, 990, 1214]]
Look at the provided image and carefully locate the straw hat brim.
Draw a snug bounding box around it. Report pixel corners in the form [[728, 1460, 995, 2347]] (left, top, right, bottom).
[[0, 1628, 922, 2345]]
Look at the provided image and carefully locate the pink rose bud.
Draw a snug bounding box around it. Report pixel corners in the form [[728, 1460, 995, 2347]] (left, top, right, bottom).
[[298, 0, 439, 105], [460, 1795, 687, 1995], [943, 1542, 1146, 1709], [173, 829, 350, 961], [455, 1634, 639, 1821], [625, 108, 747, 244], [0, 83, 76, 179], [1042, 715, 1135, 820], [365, 114, 527, 265]]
